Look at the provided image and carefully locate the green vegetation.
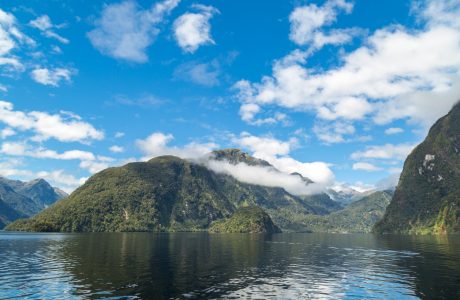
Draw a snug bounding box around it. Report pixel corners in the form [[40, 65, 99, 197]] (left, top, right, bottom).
[[302, 191, 392, 233], [374, 102, 460, 234], [6, 154, 321, 232], [5, 148, 394, 233], [209, 206, 281, 233]]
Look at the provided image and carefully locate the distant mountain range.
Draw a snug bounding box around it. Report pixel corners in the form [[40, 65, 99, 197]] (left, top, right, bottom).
[[374, 102, 460, 234], [6, 149, 391, 233], [0, 177, 67, 229]]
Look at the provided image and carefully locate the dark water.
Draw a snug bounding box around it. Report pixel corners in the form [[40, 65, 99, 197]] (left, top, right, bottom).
[[0, 233, 460, 299]]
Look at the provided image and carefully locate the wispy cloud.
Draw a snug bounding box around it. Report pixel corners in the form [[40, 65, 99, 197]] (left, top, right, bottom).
[[88, 0, 180, 62], [29, 15, 69, 44]]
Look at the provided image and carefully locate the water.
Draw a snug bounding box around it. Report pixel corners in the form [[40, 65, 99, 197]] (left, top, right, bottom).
[[0, 233, 459, 299]]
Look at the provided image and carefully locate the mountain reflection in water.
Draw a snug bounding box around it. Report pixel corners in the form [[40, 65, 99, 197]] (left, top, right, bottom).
[[1, 232, 459, 299]]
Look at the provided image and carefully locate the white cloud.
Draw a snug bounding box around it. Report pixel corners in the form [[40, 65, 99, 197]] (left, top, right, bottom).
[[115, 131, 125, 138], [78, 160, 109, 174], [232, 132, 334, 187], [136, 132, 218, 160], [29, 15, 69, 44], [384, 127, 404, 135], [205, 159, 320, 195], [313, 121, 355, 144], [109, 145, 124, 153], [88, 0, 180, 62], [0, 9, 34, 71], [173, 4, 218, 53], [0, 140, 113, 175], [0, 101, 104, 143], [30, 67, 73, 86], [174, 60, 220, 86], [289, 0, 354, 47], [135, 131, 333, 195], [0, 141, 96, 161], [0, 127, 15, 139], [352, 162, 382, 172], [36, 170, 87, 193], [351, 143, 416, 161], [235, 0, 460, 135]]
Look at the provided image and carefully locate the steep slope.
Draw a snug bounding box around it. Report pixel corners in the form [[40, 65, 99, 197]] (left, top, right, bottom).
[[303, 191, 392, 233], [374, 102, 460, 234], [0, 181, 41, 216], [0, 198, 27, 229], [209, 206, 281, 233], [0, 177, 67, 216], [7, 154, 320, 232], [16, 178, 67, 208]]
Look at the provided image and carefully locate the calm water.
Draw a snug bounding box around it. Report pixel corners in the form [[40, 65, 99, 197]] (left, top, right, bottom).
[[0, 232, 459, 299]]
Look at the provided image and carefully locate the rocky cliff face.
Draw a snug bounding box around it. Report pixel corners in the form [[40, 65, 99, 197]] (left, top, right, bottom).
[[374, 102, 460, 234]]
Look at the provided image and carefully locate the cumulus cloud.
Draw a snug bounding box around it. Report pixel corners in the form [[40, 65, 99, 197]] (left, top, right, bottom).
[[289, 0, 355, 47], [173, 4, 218, 53], [352, 162, 382, 172], [235, 0, 460, 136], [30, 67, 73, 86], [88, 0, 180, 62], [29, 15, 69, 44], [232, 132, 334, 187], [0, 101, 104, 143], [136, 132, 218, 160]]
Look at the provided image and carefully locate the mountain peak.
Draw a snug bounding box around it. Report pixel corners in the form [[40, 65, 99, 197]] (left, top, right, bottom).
[[211, 148, 272, 167]]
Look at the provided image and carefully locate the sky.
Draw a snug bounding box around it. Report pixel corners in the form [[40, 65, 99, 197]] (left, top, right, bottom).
[[0, 0, 459, 193]]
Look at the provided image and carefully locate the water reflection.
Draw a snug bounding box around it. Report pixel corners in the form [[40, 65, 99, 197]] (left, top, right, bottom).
[[0, 232, 459, 299]]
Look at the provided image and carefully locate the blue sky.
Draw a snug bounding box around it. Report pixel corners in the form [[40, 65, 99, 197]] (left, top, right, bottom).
[[0, 0, 459, 192]]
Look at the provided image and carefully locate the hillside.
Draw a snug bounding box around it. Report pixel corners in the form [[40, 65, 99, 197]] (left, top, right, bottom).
[[374, 102, 460, 234], [209, 206, 281, 233], [7, 152, 325, 232], [302, 191, 392, 233]]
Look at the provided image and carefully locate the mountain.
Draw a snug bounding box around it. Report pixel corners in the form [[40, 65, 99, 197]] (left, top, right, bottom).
[[209, 206, 281, 233], [16, 178, 67, 208], [303, 191, 392, 233], [326, 185, 369, 206], [0, 177, 67, 217], [211, 148, 272, 167], [0, 197, 27, 229], [374, 102, 460, 234], [7, 150, 339, 232], [0, 181, 41, 216]]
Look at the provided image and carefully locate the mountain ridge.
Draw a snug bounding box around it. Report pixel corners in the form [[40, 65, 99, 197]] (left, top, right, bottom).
[[374, 101, 460, 234]]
